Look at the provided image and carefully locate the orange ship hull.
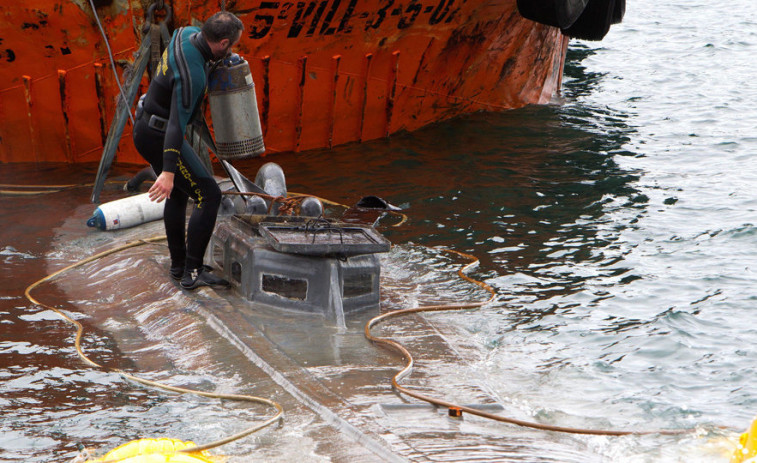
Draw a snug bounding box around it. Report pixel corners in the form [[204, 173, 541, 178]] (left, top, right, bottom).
[[0, 0, 568, 164]]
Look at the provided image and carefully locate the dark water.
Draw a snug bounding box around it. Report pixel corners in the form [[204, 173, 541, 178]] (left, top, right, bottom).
[[2, 0, 756, 460]]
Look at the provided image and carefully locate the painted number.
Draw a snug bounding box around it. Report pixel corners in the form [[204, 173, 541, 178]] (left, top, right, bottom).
[[249, 2, 280, 39], [247, 0, 457, 39]]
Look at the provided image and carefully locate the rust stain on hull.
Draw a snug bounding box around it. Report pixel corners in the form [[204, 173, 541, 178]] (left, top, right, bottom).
[[0, 0, 568, 164]]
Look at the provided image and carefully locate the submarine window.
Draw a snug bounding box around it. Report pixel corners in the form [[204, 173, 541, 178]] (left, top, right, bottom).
[[213, 243, 224, 270], [343, 273, 374, 298], [231, 261, 242, 283], [262, 274, 308, 300]]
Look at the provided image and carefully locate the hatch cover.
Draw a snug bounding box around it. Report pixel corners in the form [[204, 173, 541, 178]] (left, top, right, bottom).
[[259, 220, 390, 257]]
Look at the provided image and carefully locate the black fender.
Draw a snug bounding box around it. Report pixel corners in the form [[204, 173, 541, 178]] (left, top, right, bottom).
[[516, 0, 590, 29], [561, 0, 625, 41], [517, 0, 626, 41]]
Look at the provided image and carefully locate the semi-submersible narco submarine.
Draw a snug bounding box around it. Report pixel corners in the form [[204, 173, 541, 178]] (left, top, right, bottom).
[[89, 53, 397, 325]]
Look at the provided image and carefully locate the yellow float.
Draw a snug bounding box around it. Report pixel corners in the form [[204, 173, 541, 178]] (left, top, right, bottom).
[[732, 416, 757, 463], [88, 438, 217, 463]]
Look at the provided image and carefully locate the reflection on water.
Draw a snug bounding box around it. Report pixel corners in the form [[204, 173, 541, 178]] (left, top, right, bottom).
[[0, 77, 659, 463], [0, 96, 652, 460]]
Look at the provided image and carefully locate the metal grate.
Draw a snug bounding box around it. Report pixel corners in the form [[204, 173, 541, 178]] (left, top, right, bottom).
[[216, 136, 265, 160], [259, 220, 391, 256]]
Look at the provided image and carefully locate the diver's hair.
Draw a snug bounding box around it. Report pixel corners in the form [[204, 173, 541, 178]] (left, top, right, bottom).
[[202, 11, 244, 43]]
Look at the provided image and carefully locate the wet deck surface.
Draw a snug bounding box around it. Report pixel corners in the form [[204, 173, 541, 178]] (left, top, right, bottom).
[[48, 217, 597, 461]]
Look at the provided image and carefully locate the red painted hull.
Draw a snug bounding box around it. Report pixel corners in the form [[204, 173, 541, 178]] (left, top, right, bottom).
[[0, 0, 568, 164]]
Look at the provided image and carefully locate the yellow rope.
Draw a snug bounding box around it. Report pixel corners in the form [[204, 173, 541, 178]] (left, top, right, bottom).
[[0, 183, 97, 189], [287, 191, 346, 208], [0, 189, 65, 196], [24, 236, 283, 458], [0, 180, 130, 196]]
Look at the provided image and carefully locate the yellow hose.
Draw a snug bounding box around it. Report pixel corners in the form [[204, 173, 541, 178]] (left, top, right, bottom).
[[24, 217, 712, 450], [0, 180, 128, 196], [24, 236, 283, 460], [364, 249, 710, 436], [0, 179, 158, 197]]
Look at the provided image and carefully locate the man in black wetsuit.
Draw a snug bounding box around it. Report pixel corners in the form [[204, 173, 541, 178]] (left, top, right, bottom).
[[133, 11, 243, 290]]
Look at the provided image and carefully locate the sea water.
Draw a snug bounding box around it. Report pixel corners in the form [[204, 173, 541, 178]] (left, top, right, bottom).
[[2, 0, 756, 461]]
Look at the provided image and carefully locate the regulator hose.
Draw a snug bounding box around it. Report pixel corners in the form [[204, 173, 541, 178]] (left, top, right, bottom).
[[365, 249, 711, 436], [24, 236, 283, 458]]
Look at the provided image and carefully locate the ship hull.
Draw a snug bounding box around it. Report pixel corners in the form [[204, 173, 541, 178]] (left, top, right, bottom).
[[0, 0, 568, 164]]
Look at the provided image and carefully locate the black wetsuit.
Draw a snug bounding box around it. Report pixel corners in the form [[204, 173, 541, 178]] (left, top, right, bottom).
[[132, 26, 221, 273]]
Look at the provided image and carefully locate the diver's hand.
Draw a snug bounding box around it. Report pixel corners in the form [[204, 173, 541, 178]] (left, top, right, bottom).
[[148, 171, 174, 203]]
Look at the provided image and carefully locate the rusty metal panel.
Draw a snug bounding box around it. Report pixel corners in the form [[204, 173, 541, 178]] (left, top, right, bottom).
[[0, 0, 568, 163]]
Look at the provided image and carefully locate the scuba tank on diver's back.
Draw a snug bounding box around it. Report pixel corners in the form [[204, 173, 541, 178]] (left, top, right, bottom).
[[208, 53, 266, 161]]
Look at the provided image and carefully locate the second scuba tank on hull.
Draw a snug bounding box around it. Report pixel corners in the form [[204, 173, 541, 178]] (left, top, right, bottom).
[[208, 54, 266, 160], [86, 193, 164, 231]]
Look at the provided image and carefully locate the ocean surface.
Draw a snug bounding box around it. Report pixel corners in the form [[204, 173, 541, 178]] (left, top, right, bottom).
[[2, 0, 756, 461]]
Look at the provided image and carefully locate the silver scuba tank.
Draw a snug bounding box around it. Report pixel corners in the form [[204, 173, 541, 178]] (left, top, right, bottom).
[[208, 54, 265, 160]]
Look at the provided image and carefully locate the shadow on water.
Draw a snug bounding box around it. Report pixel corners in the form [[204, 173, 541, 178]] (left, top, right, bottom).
[[561, 43, 606, 100]]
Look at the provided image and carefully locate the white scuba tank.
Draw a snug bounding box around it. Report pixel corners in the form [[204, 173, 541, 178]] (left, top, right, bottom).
[[86, 193, 164, 230]]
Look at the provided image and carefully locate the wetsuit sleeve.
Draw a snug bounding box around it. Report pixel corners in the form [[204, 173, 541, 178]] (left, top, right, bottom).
[[161, 95, 185, 174]]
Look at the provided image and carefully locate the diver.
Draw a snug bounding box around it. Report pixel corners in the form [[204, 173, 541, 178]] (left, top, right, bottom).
[[132, 11, 243, 290]]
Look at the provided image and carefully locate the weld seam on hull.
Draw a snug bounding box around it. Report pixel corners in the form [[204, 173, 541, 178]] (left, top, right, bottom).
[[261, 55, 271, 138], [0, 91, 6, 163], [385, 51, 400, 138], [328, 55, 341, 149], [57, 70, 75, 163], [295, 56, 307, 152], [22, 76, 39, 163], [358, 53, 373, 143], [94, 62, 109, 146]]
